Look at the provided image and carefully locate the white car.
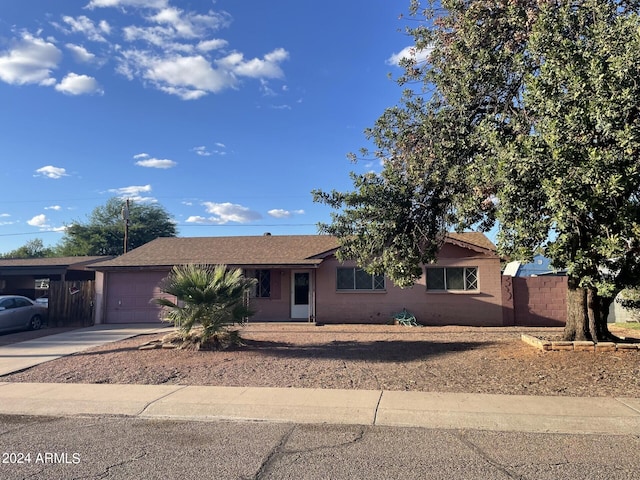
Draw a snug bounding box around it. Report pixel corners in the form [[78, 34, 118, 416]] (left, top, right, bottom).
[[0, 295, 48, 333]]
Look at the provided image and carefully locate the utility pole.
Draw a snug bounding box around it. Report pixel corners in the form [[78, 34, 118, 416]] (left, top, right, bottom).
[[122, 198, 130, 254]]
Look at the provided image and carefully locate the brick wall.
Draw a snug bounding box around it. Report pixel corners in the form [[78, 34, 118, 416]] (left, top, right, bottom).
[[502, 276, 567, 326]]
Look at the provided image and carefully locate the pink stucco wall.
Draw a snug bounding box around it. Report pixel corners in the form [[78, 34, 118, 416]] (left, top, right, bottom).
[[315, 244, 505, 326], [246, 269, 291, 321]]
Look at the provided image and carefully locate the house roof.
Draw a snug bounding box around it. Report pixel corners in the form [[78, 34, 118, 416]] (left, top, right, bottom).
[[0, 256, 110, 270], [91, 235, 340, 269], [90, 232, 496, 270], [446, 232, 497, 254]]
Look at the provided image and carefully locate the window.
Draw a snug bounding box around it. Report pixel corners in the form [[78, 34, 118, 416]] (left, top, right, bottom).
[[254, 269, 271, 298], [337, 267, 385, 291], [426, 267, 478, 291]]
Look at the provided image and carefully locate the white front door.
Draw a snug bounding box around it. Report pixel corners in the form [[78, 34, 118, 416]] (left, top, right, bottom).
[[291, 271, 311, 319]]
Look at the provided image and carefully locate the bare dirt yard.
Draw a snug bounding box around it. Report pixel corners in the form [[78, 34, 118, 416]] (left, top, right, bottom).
[[3, 323, 639, 397]]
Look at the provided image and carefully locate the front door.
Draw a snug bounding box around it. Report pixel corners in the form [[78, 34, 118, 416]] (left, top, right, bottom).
[[291, 271, 311, 319]]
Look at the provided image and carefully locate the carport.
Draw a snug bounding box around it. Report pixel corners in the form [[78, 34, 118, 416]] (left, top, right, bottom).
[[0, 256, 111, 326]]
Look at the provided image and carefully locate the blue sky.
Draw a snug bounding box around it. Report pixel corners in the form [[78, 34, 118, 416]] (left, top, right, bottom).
[[0, 0, 423, 255]]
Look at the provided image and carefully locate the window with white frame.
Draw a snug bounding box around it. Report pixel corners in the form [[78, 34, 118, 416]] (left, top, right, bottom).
[[426, 267, 478, 291], [336, 267, 385, 291]]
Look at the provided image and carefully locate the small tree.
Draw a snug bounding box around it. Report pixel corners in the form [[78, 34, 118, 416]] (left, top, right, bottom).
[[155, 264, 256, 346]]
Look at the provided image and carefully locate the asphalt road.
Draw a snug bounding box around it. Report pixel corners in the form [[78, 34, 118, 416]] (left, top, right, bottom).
[[0, 415, 638, 480]]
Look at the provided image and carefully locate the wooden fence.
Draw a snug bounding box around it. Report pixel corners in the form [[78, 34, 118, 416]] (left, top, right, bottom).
[[48, 281, 95, 327]]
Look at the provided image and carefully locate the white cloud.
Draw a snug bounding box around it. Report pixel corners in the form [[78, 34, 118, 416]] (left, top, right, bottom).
[[0, 213, 10, 217], [387, 46, 432, 67], [270, 104, 291, 110], [268, 209, 291, 219], [86, 0, 168, 9], [197, 39, 228, 52], [118, 45, 290, 100], [107, 184, 155, 202], [135, 157, 177, 168], [99, 20, 112, 35], [185, 215, 207, 223], [217, 48, 288, 79], [0, 33, 61, 86], [62, 15, 109, 43], [152, 54, 227, 87], [66, 44, 96, 63], [45, 205, 62, 210], [133, 152, 149, 159], [192, 146, 211, 156], [123, 25, 176, 47], [35, 165, 68, 179], [200, 202, 261, 224], [149, 7, 231, 39], [268, 209, 305, 218], [55, 73, 103, 95], [27, 214, 49, 227]]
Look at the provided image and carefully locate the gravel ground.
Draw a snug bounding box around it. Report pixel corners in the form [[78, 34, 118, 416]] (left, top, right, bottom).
[[3, 323, 639, 397]]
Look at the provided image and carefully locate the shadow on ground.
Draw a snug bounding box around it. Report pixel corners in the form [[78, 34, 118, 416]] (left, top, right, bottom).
[[241, 339, 492, 362]]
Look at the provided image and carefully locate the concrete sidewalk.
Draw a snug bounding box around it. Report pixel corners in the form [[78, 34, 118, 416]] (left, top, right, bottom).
[[0, 382, 638, 435], [0, 324, 168, 376]]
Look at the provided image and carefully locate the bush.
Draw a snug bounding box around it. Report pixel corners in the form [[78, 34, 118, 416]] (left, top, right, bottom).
[[155, 264, 256, 343]]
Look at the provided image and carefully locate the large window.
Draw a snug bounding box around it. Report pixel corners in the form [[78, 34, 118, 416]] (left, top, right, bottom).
[[254, 269, 271, 298], [426, 267, 478, 291], [337, 267, 385, 291]]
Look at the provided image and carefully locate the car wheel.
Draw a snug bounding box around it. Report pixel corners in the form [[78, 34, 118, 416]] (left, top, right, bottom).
[[29, 315, 42, 330]]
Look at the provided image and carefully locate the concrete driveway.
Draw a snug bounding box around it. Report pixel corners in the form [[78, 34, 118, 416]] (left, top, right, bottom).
[[0, 326, 79, 347], [0, 324, 168, 376]]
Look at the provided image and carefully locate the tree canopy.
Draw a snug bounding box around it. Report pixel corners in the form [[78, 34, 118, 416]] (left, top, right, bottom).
[[313, 0, 640, 341], [57, 198, 178, 256], [0, 239, 54, 259]]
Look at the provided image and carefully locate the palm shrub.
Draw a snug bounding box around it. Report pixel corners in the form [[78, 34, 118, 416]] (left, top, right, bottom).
[[155, 264, 256, 344]]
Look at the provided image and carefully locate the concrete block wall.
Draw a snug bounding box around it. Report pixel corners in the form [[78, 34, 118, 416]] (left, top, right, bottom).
[[502, 276, 567, 326]]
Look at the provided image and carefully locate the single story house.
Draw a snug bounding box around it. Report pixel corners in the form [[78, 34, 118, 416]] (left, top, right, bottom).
[[90, 233, 504, 326]]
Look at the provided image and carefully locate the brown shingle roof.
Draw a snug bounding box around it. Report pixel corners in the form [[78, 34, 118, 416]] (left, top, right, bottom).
[[0, 256, 110, 269], [446, 232, 497, 253], [91, 235, 340, 269], [91, 232, 495, 270]]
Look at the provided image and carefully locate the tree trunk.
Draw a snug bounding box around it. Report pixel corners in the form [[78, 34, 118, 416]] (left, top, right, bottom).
[[564, 278, 618, 342], [563, 277, 590, 341]]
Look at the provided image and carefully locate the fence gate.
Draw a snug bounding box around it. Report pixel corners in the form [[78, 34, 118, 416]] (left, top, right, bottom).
[[48, 281, 95, 327]]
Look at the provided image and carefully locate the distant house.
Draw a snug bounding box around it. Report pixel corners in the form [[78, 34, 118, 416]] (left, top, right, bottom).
[[89, 233, 505, 326], [503, 254, 565, 277]]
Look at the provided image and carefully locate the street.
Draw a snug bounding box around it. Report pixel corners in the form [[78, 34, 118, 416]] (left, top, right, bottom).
[[1, 415, 638, 479]]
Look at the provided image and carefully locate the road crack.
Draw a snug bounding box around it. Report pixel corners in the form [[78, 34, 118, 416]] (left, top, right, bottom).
[[454, 431, 525, 479], [253, 425, 296, 479]]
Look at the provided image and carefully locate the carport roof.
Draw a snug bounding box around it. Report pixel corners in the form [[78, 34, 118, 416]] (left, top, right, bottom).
[[0, 256, 111, 275], [89, 233, 496, 270]]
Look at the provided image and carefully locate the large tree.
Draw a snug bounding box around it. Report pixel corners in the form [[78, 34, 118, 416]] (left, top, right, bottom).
[[57, 198, 177, 256], [1, 239, 54, 259], [314, 0, 640, 341]]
